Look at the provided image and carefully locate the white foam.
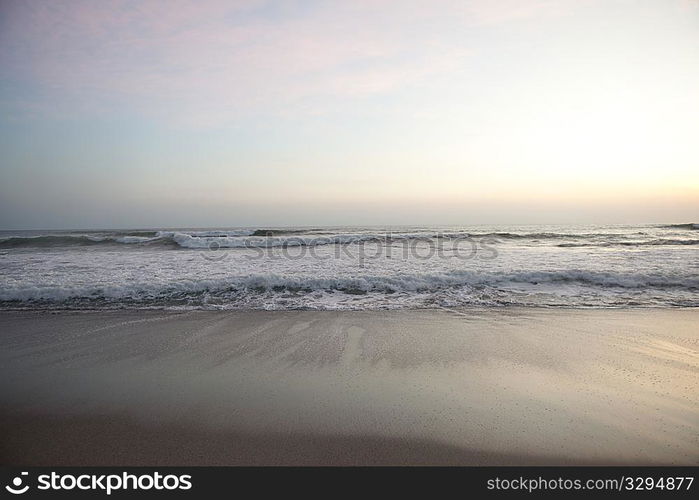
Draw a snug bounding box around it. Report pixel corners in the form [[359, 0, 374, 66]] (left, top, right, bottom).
[[1, 224, 697, 310], [1, 270, 696, 307]]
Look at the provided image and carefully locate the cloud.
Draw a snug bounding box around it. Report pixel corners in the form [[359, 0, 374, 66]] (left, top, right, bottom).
[[0, 0, 634, 127]]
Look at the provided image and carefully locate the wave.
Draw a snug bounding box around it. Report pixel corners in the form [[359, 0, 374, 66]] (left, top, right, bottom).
[[165, 230, 254, 237], [3, 226, 699, 250], [557, 239, 699, 247], [0, 234, 152, 248], [158, 231, 614, 248], [250, 229, 324, 236], [0, 233, 174, 248], [0, 231, 447, 249], [454, 232, 627, 239], [659, 223, 698, 230], [0, 231, 243, 249], [2, 270, 696, 306], [0, 229, 646, 249], [166, 231, 451, 249]]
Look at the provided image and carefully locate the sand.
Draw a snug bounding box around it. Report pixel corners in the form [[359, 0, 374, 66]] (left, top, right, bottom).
[[0, 308, 697, 465]]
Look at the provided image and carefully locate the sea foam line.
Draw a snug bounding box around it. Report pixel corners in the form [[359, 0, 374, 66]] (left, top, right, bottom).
[[1, 270, 696, 304]]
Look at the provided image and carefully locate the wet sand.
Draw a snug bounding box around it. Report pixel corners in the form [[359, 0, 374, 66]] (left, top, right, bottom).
[[1, 308, 697, 465]]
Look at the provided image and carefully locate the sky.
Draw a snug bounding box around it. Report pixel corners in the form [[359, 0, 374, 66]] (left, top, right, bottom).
[[0, 0, 698, 229]]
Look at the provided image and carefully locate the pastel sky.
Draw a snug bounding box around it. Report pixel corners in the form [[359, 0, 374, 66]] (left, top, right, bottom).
[[1, 0, 697, 229]]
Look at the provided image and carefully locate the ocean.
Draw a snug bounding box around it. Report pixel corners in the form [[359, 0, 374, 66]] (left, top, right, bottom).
[[0, 223, 697, 310]]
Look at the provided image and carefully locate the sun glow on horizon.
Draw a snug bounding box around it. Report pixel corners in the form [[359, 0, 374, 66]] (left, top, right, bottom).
[[0, 0, 697, 228]]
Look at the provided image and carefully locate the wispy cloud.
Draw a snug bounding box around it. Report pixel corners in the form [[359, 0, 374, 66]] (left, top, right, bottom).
[[0, 0, 591, 127]]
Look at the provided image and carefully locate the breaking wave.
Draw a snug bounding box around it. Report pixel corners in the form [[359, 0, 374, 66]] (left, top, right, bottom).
[[0, 233, 162, 248], [557, 239, 699, 247], [659, 223, 698, 230], [1, 270, 696, 309], [3, 228, 695, 249]]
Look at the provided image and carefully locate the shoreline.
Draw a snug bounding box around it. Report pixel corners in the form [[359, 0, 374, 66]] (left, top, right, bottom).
[[1, 308, 698, 465], [1, 304, 698, 317]]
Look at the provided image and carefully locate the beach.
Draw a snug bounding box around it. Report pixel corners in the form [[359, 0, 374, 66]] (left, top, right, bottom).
[[1, 308, 697, 465]]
